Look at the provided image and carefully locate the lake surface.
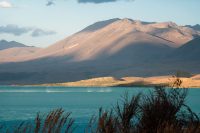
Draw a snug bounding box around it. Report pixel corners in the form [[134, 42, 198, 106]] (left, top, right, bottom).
[[0, 86, 200, 132]]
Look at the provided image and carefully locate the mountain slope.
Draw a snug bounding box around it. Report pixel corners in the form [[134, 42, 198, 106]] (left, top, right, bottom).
[[6, 18, 199, 63], [0, 47, 41, 63], [1, 18, 199, 63], [0, 18, 200, 84], [80, 18, 120, 32], [171, 37, 200, 60], [186, 24, 200, 31], [0, 40, 26, 50], [0, 19, 176, 63]]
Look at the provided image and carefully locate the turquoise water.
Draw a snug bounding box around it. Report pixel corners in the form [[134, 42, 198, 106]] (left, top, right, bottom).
[[0, 86, 200, 132]]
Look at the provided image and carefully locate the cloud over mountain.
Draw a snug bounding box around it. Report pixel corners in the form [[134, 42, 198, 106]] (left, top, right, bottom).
[[31, 29, 56, 37], [0, 25, 31, 36], [0, 24, 56, 37]]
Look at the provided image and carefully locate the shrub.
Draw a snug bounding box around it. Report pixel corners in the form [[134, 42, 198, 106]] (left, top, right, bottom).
[[138, 87, 199, 133]]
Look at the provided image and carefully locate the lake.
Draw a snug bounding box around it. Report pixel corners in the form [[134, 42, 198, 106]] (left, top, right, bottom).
[[0, 86, 200, 132]]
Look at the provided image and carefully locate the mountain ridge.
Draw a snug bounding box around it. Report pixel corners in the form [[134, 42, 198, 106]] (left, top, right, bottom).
[[3, 18, 199, 63], [186, 24, 200, 31], [0, 40, 27, 50], [0, 18, 200, 84]]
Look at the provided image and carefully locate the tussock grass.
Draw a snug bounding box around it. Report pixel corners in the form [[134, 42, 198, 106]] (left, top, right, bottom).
[[1, 108, 75, 133]]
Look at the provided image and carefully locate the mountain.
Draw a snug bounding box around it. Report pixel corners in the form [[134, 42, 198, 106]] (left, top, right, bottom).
[[171, 37, 200, 60], [0, 40, 40, 63], [0, 47, 41, 63], [186, 24, 200, 31], [80, 18, 121, 32], [0, 40, 26, 50], [4, 18, 199, 63], [32, 19, 174, 61], [0, 18, 200, 84]]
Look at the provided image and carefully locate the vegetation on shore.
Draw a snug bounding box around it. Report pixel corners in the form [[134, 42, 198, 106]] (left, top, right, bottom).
[[32, 74, 200, 88], [1, 77, 200, 133]]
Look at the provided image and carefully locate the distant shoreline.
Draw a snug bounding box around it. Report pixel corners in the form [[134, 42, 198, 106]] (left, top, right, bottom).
[[12, 75, 200, 88]]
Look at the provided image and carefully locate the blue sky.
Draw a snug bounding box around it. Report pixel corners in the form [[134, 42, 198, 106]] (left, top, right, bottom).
[[0, 0, 200, 47]]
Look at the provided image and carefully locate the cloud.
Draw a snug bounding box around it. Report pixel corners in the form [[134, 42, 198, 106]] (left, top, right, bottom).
[[0, 1, 13, 8], [31, 29, 56, 37], [46, 0, 55, 6], [44, 0, 134, 5], [0, 25, 31, 36], [77, 0, 134, 4], [0, 24, 56, 37]]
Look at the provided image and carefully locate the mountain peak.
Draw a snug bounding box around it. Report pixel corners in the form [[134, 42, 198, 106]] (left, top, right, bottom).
[[81, 18, 144, 32], [0, 40, 22, 44], [0, 40, 26, 50], [10, 40, 20, 44], [73, 18, 200, 49], [121, 18, 133, 22], [81, 18, 120, 32], [166, 21, 178, 27], [186, 24, 200, 31], [0, 40, 8, 43], [119, 18, 143, 25], [150, 21, 178, 29]]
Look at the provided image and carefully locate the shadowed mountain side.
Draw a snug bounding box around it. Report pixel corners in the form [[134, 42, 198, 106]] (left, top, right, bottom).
[[93, 32, 174, 60], [174, 37, 200, 60], [186, 24, 200, 31], [0, 50, 200, 85], [0, 40, 26, 50], [0, 34, 175, 84], [167, 37, 200, 61]]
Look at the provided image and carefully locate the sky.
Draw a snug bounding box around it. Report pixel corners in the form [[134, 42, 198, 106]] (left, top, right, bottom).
[[0, 0, 200, 47]]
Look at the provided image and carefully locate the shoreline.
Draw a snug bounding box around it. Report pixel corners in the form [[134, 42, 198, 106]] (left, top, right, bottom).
[[7, 75, 200, 88]]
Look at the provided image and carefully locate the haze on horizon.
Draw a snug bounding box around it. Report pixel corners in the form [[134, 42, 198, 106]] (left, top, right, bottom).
[[0, 0, 200, 47]]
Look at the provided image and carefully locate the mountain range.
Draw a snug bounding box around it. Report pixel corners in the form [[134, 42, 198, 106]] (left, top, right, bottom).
[[0, 40, 40, 63], [186, 24, 200, 31], [0, 18, 200, 84], [0, 40, 26, 50]]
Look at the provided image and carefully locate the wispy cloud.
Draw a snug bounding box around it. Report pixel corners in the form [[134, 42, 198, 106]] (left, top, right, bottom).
[[31, 29, 56, 37], [0, 1, 13, 8], [0, 25, 56, 37], [46, 0, 55, 6], [0, 25, 31, 36], [45, 0, 134, 5], [77, 0, 134, 4]]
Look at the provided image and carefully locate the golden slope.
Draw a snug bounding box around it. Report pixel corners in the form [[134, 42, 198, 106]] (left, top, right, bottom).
[[41, 75, 200, 88]]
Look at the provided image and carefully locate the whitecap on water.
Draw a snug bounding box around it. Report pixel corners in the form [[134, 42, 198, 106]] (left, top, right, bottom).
[[0, 88, 113, 93]]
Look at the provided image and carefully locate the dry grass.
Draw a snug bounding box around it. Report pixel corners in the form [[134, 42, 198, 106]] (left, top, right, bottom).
[[1, 108, 75, 133], [114, 92, 141, 133], [34, 108, 75, 133], [37, 75, 200, 88]]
